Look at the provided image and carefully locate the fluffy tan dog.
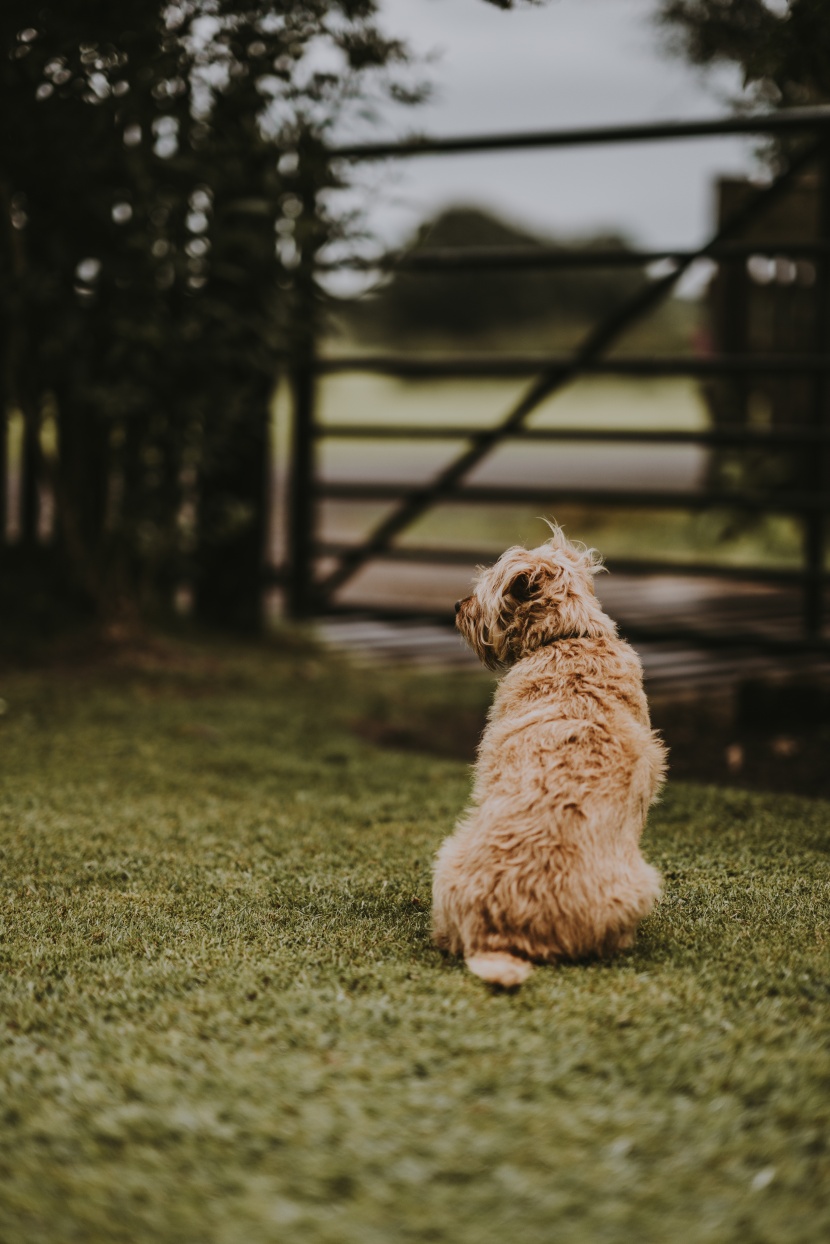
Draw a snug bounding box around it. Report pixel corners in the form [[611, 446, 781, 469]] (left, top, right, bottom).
[[432, 527, 666, 987]]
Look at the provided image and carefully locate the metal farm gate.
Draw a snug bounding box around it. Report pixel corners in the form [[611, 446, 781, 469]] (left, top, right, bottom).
[[279, 108, 830, 650]]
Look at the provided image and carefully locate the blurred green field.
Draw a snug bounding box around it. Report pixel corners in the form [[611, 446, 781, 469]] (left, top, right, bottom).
[[273, 374, 805, 572], [314, 373, 708, 432], [311, 368, 706, 432]]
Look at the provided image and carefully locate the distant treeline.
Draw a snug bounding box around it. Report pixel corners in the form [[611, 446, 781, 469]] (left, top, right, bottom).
[[337, 206, 654, 344]]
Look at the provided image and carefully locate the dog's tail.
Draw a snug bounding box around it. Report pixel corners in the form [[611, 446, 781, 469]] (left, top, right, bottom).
[[465, 951, 533, 988]]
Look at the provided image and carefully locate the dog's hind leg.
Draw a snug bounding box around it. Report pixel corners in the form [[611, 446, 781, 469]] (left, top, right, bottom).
[[465, 952, 534, 988]]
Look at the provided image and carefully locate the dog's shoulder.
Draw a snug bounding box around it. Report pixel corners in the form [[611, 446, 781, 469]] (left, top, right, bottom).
[[557, 634, 643, 681]]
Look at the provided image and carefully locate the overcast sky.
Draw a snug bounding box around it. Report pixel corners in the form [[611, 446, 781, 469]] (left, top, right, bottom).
[[330, 0, 760, 266]]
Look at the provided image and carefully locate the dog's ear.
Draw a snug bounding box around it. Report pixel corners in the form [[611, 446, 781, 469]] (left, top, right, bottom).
[[507, 570, 534, 602]]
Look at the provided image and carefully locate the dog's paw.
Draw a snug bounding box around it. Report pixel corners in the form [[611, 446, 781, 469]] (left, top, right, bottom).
[[465, 952, 533, 988]]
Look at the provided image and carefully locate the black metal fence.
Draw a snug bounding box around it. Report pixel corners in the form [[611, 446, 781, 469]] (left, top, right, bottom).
[[282, 107, 830, 648]]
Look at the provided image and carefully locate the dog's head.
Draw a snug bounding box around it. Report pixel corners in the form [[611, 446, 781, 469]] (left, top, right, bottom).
[[455, 526, 614, 669]]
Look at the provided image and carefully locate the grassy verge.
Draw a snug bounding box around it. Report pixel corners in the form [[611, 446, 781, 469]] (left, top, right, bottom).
[[1, 636, 828, 1243]]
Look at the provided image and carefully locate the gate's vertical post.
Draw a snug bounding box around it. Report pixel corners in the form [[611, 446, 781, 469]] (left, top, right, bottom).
[[806, 130, 830, 639], [286, 136, 320, 621], [287, 307, 315, 620]]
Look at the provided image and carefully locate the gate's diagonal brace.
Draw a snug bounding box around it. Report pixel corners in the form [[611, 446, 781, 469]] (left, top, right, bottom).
[[316, 135, 827, 603]]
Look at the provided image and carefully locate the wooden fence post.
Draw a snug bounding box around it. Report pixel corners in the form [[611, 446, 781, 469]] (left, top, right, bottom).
[[286, 137, 321, 621], [287, 325, 315, 619]]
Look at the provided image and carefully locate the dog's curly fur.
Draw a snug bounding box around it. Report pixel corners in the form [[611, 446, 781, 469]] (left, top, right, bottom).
[[432, 526, 666, 988]]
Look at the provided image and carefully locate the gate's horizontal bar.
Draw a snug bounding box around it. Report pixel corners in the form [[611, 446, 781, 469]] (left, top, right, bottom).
[[314, 601, 830, 654], [314, 541, 809, 583], [328, 105, 830, 161], [314, 425, 830, 446], [317, 241, 830, 273], [313, 353, 830, 379], [317, 480, 830, 515]]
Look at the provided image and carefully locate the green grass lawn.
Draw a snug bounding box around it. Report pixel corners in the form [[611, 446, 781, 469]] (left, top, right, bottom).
[[1, 636, 828, 1243]]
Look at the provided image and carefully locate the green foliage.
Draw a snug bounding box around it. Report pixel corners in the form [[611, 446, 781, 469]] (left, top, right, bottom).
[[0, 640, 828, 1242], [340, 206, 647, 345], [658, 0, 830, 109], [0, 2, 421, 627]]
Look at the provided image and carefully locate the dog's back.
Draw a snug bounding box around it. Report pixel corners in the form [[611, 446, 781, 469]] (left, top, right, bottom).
[[434, 557, 666, 989]]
